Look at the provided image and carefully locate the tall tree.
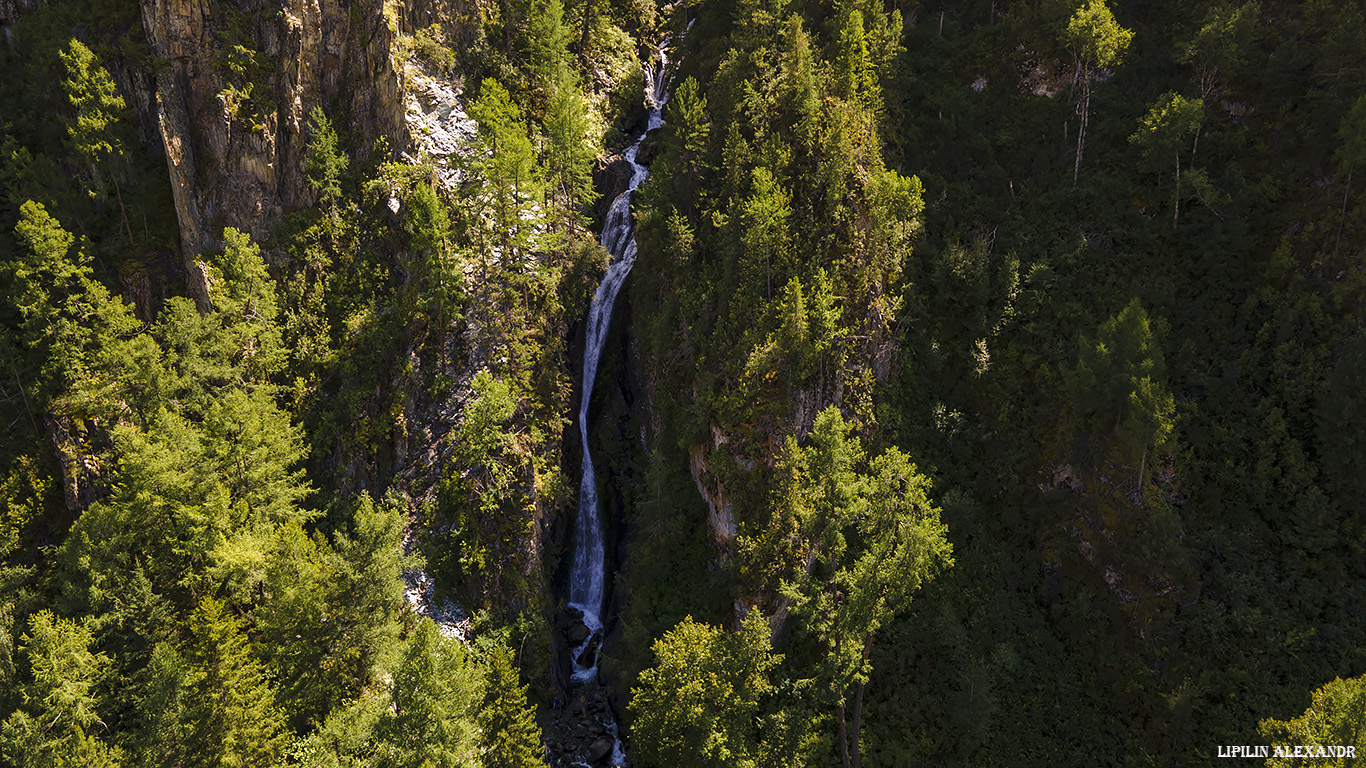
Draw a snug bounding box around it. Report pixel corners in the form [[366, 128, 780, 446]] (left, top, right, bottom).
[[1179, 2, 1259, 103], [379, 619, 483, 768], [1333, 95, 1366, 252], [59, 39, 133, 246], [1064, 0, 1132, 184], [1068, 298, 1176, 481], [1130, 92, 1204, 230], [0, 611, 123, 768], [478, 646, 547, 768], [740, 167, 793, 303], [780, 407, 952, 768], [180, 597, 286, 768]]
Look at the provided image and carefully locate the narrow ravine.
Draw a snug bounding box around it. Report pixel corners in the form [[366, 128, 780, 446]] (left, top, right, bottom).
[[558, 37, 675, 768]]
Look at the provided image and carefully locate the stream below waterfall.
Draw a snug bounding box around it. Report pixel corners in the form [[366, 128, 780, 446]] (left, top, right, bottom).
[[558, 36, 676, 768]]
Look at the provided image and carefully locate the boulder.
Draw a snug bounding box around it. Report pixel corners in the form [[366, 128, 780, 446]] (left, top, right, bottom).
[[586, 738, 613, 764]]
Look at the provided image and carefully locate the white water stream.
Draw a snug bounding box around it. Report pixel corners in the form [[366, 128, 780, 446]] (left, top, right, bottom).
[[562, 36, 674, 768]]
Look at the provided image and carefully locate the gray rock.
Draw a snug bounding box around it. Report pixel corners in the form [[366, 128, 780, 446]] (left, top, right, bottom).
[[586, 738, 613, 764]]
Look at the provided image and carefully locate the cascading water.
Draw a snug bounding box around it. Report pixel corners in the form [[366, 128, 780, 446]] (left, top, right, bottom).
[[560, 35, 675, 768], [569, 39, 671, 684]]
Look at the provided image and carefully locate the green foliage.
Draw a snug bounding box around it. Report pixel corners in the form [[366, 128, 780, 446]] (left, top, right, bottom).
[[1260, 676, 1366, 766], [259, 492, 414, 730], [379, 620, 483, 768], [1063, 0, 1132, 71], [739, 166, 792, 304], [470, 78, 544, 258], [58, 39, 126, 179], [544, 76, 600, 216], [180, 597, 286, 767], [478, 646, 547, 768], [306, 108, 350, 212], [1180, 2, 1259, 97], [629, 612, 786, 768], [5, 200, 139, 402], [438, 370, 536, 607], [1068, 298, 1176, 472], [0, 611, 123, 768]]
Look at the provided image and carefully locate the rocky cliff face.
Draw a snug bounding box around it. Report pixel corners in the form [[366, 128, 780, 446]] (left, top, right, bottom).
[[138, 0, 407, 305]]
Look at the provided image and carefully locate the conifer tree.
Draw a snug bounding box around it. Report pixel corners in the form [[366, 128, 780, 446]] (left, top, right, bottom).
[[780, 407, 952, 768], [181, 597, 286, 768], [740, 167, 792, 303], [59, 39, 133, 245], [478, 646, 547, 768], [1069, 298, 1176, 481], [380, 620, 482, 768], [0, 611, 123, 768]]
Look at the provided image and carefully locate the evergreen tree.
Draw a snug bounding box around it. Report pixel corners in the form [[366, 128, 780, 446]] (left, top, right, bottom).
[[629, 613, 785, 768], [478, 646, 547, 768], [780, 407, 952, 768], [543, 73, 598, 217], [379, 620, 482, 768], [524, 0, 572, 114], [1068, 298, 1176, 480], [259, 492, 412, 730], [833, 7, 878, 112], [740, 167, 792, 303], [58, 39, 133, 246], [0, 611, 123, 768], [181, 597, 286, 768], [305, 107, 349, 213]]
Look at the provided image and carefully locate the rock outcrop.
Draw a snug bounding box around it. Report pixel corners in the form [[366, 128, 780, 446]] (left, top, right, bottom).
[[137, 0, 407, 300]]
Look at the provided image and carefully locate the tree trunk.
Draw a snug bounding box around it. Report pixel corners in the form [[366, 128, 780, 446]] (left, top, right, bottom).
[[1337, 169, 1352, 253], [113, 177, 135, 247], [1173, 153, 1181, 232], [838, 699, 851, 768], [579, 0, 596, 67], [850, 633, 874, 768], [1074, 75, 1090, 186]]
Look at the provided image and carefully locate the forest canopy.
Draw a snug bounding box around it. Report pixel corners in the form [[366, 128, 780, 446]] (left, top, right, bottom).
[[3, 0, 1366, 765]]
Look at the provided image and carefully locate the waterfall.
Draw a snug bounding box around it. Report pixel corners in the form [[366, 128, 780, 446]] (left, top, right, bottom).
[[567, 39, 672, 687], [558, 33, 679, 767]]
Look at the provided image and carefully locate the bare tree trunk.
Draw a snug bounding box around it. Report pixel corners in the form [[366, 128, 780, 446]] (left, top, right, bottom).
[[1074, 76, 1090, 186], [838, 700, 851, 768], [1337, 169, 1352, 253], [113, 177, 135, 247], [1173, 153, 1181, 232]]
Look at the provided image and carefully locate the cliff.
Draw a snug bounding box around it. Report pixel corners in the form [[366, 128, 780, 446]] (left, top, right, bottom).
[[138, 0, 407, 305]]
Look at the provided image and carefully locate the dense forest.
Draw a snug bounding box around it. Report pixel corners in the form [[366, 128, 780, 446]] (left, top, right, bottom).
[[2, 0, 1366, 765]]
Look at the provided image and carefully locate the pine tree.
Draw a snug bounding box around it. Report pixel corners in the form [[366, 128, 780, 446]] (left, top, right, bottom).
[[1069, 298, 1176, 481], [58, 39, 134, 246], [780, 407, 952, 768], [740, 167, 793, 303], [543, 72, 598, 218], [0, 611, 123, 768], [380, 620, 482, 768], [181, 597, 286, 768], [478, 646, 547, 768]]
